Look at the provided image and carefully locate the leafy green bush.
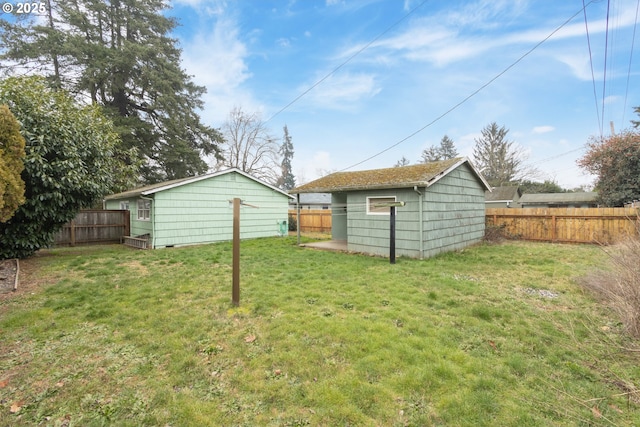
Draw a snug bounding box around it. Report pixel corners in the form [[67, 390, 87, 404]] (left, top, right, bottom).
[[288, 213, 297, 231], [0, 76, 138, 259]]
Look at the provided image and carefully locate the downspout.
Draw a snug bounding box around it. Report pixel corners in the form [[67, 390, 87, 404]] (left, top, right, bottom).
[[296, 194, 301, 246], [141, 195, 155, 249], [414, 186, 424, 260]]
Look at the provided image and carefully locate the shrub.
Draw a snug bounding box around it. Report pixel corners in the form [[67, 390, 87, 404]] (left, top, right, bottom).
[[0, 104, 25, 222], [483, 224, 508, 243], [580, 226, 640, 337], [288, 213, 297, 232], [0, 76, 137, 259]]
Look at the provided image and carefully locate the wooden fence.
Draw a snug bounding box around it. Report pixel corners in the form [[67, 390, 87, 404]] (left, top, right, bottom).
[[291, 207, 639, 244], [289, 209, 332, 233], [486, 207, 639, 244], [54, 210, 130, 247]]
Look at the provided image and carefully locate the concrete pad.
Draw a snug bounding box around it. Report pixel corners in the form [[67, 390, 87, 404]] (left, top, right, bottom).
[[299, 240, 348, 252]]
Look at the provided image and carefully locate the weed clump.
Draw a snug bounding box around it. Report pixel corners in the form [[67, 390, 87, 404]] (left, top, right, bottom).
[[580, 233, 640, 338], [483, 224, 509, 243]]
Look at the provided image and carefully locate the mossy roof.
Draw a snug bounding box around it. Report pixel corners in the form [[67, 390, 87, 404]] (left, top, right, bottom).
[[105, 168, 293, 200], [485, 186, 522, 202], [291, 157, 490, 194]]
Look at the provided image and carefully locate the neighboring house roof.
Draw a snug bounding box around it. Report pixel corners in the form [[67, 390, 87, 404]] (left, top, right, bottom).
[[290, 193, 332, 205], [485, 186, 522, 203], [518, 192, 599, 205], [290, 157, 491, 194], [104, 168, 293, 200]]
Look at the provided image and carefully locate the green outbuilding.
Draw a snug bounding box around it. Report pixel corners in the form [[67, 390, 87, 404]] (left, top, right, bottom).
[[104, 168, 292, 249], [290, 158, 491, 259]]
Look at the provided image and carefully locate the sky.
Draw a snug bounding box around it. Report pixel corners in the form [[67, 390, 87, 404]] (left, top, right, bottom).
[[167, 0, 640, 189]]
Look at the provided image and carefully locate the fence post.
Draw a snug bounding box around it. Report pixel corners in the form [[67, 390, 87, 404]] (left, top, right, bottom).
[[123, 210, 130, 237], [70, 219, 76, 247]]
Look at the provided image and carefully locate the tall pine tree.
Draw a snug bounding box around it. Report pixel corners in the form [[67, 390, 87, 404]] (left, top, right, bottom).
[[0, 0, 222, 184], [278, 125, 295, 191], [472, 122, 525, 187], [420, 135, 459, 163]]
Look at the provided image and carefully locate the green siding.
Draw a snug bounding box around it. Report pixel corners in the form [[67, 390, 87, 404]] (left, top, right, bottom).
[[343, 163, 485, 259], [152, 172, 289, 248], [106, 171, 290, 249], [421, 164, 485, 258]]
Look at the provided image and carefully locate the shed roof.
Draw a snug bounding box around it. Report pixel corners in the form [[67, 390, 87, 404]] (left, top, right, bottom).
[[485, 186, 522, 202], [105, 168, 293, 200], [290, 157, 491, 194], [518, 192, 598, 205]]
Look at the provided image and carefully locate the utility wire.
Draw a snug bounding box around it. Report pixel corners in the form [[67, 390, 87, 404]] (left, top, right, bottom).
[[340, 1, 597, 173], [601, 0, 611, 134], [264, 0, 431, 125], [622, 0, 640, 125], [583, 0, 603, 137]]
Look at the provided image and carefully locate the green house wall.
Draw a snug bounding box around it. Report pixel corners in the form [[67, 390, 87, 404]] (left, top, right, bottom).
[[105, 171, 290, 248], [104, 198, 152, 238], [345, 163, 485, 259]]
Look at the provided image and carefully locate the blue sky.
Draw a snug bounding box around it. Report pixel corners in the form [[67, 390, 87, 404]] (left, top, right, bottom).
[[169, 0, 639, 189]]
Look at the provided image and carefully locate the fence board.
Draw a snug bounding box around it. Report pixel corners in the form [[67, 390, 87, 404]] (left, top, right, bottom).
[[286, 208, 639, 244], [290, 209, 332, 233], [54, 210, 130, 246], [486, 207, 639, 244]]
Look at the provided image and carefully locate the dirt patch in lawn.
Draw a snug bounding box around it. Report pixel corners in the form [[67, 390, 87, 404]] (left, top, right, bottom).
[[0, 254, 59, 303], [0, 258, 18, 294]]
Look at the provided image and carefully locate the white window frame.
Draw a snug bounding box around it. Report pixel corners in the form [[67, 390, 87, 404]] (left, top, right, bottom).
[[119, 201, 130, 210], [366, 196, 396, 215], [137, 199, 151, 221]]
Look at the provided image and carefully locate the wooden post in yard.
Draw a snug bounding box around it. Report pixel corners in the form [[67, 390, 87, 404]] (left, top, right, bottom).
[[230, 198, 258, 307], [374, 201, 405, 264], [232, 197, 240, 306], [390, 206, 396, 264]]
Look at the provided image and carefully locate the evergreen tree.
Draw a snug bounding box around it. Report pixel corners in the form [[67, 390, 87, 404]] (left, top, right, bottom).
[[518, 180, 565, 194], [439, 135, 459, 159], [277, 125, 296, 191], [632, 106, 640, 128], [421, 135, 459, 163], [0, 0, 222, 184], [394, 156, 411, 167], [472, 122, 526, 187]]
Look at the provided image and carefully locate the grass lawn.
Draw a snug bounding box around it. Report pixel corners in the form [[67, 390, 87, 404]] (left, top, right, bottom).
[[1, 236, 639, 426]]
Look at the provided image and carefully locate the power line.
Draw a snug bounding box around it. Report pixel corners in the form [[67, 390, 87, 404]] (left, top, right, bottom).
[[529, 146, 587, 166], [339, 1, 598, 173], [583, 0, 603, 137], [622, 0, 640, 125], [600, 0, 611, 134], [264, 0, 431, 125]]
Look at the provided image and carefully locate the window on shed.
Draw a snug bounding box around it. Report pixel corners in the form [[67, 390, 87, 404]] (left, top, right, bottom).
[[119, 201, 129, 210], [366, 196, 396, 215], [137, 199, 151, 221]]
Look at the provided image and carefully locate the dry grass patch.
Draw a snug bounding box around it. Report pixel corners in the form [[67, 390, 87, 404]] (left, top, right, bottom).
[[580, 235, 640, 337]]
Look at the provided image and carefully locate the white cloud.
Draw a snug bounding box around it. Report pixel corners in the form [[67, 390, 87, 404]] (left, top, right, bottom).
[[533, 125, 555, 134], [179, 16, 257, 124], [302, 72, 381, 110], [173, 0, 226, 16]]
